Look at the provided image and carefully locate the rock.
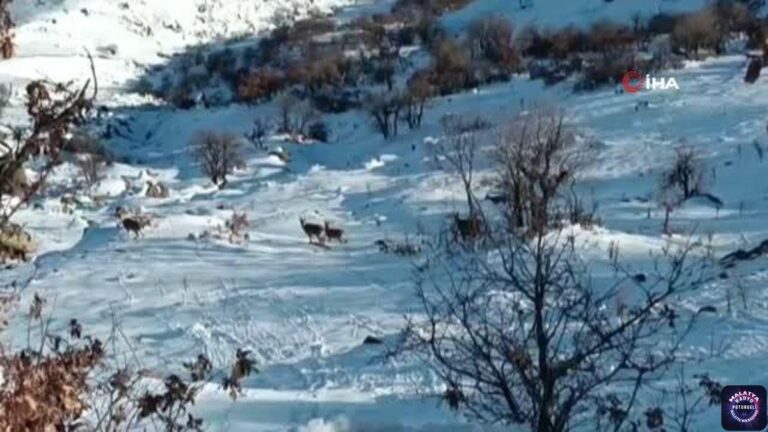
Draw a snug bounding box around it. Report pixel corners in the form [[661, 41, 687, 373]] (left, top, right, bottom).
[[362, 335, 384, 345], [632, 273, 647, 283], [719, 271, 729, 279], [745, 57, 762, 84]]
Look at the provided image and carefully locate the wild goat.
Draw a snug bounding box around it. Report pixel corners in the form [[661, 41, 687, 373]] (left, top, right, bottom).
[[299, 217, 324, 244], [226, 212, 250, 243], [453, 213, 483, 241], [116, 206, 149, 238], [484, 192, 508, 205], [120, 217, 144, 238], [324, 221, 345, 243]]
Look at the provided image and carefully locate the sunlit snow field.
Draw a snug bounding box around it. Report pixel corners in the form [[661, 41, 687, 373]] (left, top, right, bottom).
[[1, 0, 767, 430]]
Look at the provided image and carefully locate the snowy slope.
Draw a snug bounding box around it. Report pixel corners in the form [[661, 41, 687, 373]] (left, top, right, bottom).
[[443, 0, 711, 30], [0, 0, 767, 431]]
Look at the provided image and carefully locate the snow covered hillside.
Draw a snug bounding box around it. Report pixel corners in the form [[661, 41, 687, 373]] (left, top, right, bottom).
[[1, 0, 767, 431]]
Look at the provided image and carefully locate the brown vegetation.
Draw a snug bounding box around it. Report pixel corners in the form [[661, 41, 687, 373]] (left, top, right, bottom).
[[237, 68, 285, 103], [0, 294, 256, 431], [429, 38, 476, 95], [0, 0, 13, 59]]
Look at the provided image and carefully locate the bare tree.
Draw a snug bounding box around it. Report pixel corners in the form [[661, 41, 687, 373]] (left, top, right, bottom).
[[403, 74, 434, 130], [494, 108, 587, 234], [189, 131, 244, 188], [430, 114, 489, 217], [366, 90, 403, 139], [276, 95, 316, 138], [277, 94, 299, 135], [661, 145, 705, 201], [396, 222, 715, 432], [468, 15, 517, 68], [245, 117, 269, 149], [75, 153, 106, 190]]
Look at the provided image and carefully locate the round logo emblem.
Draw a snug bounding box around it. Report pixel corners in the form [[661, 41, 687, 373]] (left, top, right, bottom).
[[728, 390, 761, 424], [621, 70, 644, 93]]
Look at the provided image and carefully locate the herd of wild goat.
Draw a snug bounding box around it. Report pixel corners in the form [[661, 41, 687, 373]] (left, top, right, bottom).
[[299, 217, 345, 245], [113, 207, 347, 246]]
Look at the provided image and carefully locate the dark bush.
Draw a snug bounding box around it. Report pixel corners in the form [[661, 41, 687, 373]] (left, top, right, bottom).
[[646, 13, 683, 35], [392, 0, 472, 15], [577, 56, 652, 91], [522, 26, 588, 59], [587, 20, 636, 56], [289, 16, 337, 42], [308, 121, 330, 142], [310, 89, 362, 113]]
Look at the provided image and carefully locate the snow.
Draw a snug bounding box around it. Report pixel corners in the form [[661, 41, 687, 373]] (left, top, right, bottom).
[[443, 0, 710, 31], [0, 0, 766, 430]]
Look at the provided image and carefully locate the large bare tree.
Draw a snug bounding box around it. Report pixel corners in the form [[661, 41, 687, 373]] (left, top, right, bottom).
[[495, 108, 588, 234], [396, 211, 715, 432]]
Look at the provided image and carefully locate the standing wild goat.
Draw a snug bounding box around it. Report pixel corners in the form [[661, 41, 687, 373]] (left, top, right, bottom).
[[116, 206, 149, 238], [324, 221, 345, 243], [299, 217, 324, 244], [453, 213, 483, 241]]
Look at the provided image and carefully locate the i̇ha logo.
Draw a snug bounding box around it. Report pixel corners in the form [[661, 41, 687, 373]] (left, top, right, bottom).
[[621, 70, 680, 93]]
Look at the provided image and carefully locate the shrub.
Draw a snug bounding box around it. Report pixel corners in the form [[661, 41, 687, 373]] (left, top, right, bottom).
[[277, 95, 318, 136], [244, 117, 270, 149], [646, 13, 683, 35], [205, 48, 238, 79], [522, 26, 588, 60], [468, 16, 519, 70], [308, 121, 330, 142], [577, 55, 652, 91], [415, 14, 445, 47], [671, 8, 724, 56], [392, 0, 472, 15], [0, 295, 257, 431], [288, 16, 337, 42], [237, 68, 285, 103], [528, 58, 582, 86], [587, 20, 636, 56], [0, 166, 26, 198], [713, 0, 754, 33], [310, 89, 362, 113], [429, 38, 476, 94], [189, 131, 244, 187], [403, 73, 435, 129], [302, 50, 348, 93]]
